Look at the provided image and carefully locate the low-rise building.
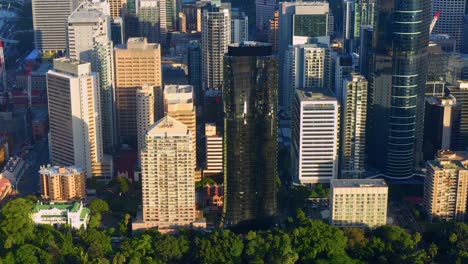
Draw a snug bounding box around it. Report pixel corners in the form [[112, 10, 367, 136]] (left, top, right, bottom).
[[31, 201, 90, 229], [1, 157, 26, 186], [330, 179, 388, 228], [0, 174, 12, 201], [39, 165, 86, 202]]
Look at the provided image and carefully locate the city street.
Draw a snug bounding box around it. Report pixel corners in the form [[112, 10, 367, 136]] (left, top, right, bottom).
[[17, 140, 48, 196]]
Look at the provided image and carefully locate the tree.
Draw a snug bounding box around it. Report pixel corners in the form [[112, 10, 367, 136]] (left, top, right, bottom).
[[89, 199, 110, 215], [88, 213, 102, 229], [111, 177, 130, 195], [78, 229, 112, 259], [194, 230, 244, 264], [154, 235, 190, 262], [0, 198, 35, 248]]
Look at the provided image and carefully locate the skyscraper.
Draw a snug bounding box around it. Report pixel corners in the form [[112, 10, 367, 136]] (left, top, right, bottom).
[[291, 89, 340, 184], [67, 2, 116, 151], [136, 116, 196, 231], [114, 38, 162, 144], [231, 8, 248, 43], [432, 0, 466, 52], [32, 0, 79, 52], [109, 0, 126, 19], [164, 85, 197, 168], [187, 41, 202, 105], [0, 41, 5, 90], [138, 0, 162, 44], [256, 0, 276, 35], [136, 85, 156, 163], [343, 0, 355, 53], [47, 58, 112, 178], [202, 5, 231, 91], [340, 74, 368, 178], [368, 0, 430, 177], [205, 123, 223, 175], [223, 42, 277, 226], [448, 81, 468, 146], [343, 0, 376, 52]]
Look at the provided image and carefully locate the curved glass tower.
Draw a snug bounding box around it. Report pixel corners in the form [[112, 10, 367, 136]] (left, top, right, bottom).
[[368, 0, 429, 177]]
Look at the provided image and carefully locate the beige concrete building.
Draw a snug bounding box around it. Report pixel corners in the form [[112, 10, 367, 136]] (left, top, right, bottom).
[[204, 123, 222, 175], [109, 0, 126, 19], [164, 85, 196, 168], [134, 116, 196, 232], [47, 58, 113, 178], [424, 150, 468, 222], [330, 179, 388, 228], [114, 38, 162, 143], [39, 165, 86, 201]]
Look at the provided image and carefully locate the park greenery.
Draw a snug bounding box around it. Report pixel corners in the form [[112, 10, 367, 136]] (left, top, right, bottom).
[[0, 198, 467, 264]]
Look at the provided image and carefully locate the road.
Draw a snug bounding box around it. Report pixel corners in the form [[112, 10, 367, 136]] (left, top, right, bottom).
[[17, 140, 48, 196]]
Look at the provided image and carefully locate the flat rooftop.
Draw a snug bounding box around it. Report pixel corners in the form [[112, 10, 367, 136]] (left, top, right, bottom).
[[331, 179, 387, 188], [297, 88, 336, 102], [39, 166, 84, 176]]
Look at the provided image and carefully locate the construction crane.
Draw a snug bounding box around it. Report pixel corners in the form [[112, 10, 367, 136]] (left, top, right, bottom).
[[430, 11, 441, 35]]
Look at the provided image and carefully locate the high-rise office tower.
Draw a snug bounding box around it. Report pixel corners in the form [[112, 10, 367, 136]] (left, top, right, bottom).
[[202, 5, 231, 91], [47, 58, 112, 178], [283, 43, 331, 115], [138, 0, 162, 44], [111, 17, 125, 45], [268, 10, 279, 52], [164, 85, 197, 168], [340, 74, 367, 178], [67, 2, 116, 151], [205, 123, 223, 175], [231, 8, 248, 43], [181, 1, 209, 32], [0, 41, 5, 90], [109, 0, 126, 19], [343, 0, 355, 53], [358, 25, 373, 79], [330, 179, 388, 227], [423, 95, 462, 160], [432, 0, 465, 52], [334, 54, 356, 99], [278, 1, 332, 109], [32, 0, 79, 52], [344, 0, 376, 52], [39, 165, 86, 202], [424, 150, 468, 222], [114, 38, 162, 144], [223, 42, 277, 226], [291, 89, 340, 184], [137, 116, 195, 231], [368, 0, 430, 177], [188, 41, 202, 105], [136, 85, 156, 163], [179, 12, 187, 32], [256, 0, 276, 37], [448, 81, 468, 146]]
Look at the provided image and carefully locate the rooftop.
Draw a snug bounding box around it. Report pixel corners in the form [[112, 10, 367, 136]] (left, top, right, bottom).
[[297, 88, 336, 102], [147, 116, 190, 137], [32, 201, 82, 213], [331, 179, 387, 188], [39, 165, 85, 177], [428, 160, 468, 171]]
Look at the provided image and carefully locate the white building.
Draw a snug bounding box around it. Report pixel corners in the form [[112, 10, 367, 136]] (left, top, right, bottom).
[[202, 5, 231, 90], [47, 58, 112, 178], [67, 2, 116, 150], [134, 116, 196, 231], [330, 179, 388, 228], [231, 8, 248, 43], [432, 0, 465, 52], [291, 89, 339, 184], [204, 123, 222, 175], [31, 201, 91, 229], [136, 84, 155, 163], [340, 74, 367, 178], [32, 0, 79, 52]]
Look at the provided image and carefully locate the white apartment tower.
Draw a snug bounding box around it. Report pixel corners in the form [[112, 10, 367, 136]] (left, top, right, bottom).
[[202, 5, 231, 91], [138, 116, 195, 231], [291, 90, 340, 184], [432, 0, 466, 52], [67, 2, 116, 151], [284, 43, 331, 116], [32, 0, 79, 52], [330, 179, 388, 228], [204, 123, 222, 175], [340, 74, 368, 178], [136, 85, 156, 163], [47, 58, 112, 178]]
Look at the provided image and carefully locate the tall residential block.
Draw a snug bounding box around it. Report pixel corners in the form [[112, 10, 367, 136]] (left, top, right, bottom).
[[202, 5, 231, 91], [368, 0, 430, 177], [330, 179, 388, 228], [32, 0, 79, 52], [424, 150, 468, 222], [114, 38, 162, 144], [204, 123, 222, 175], [164, 85, 197, 167], [109, 0, 126, 19], [47, 58, 112, 178], [136, 85, 156, 163], [432, 0, 465, 52], [340, 74, 367, 178], [223, 42, 277, 226], [231, 8, 248, 43], [68, 2, 116, 151], [136, 116, 196, 231], [39, 165, 86, 201], [291, 89, 340, 184]]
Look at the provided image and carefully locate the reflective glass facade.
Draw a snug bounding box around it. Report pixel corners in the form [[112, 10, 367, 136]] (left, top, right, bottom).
[[293, 14, 328, 37], [368, 0, 429, 177], [223, 43, 278, 226]]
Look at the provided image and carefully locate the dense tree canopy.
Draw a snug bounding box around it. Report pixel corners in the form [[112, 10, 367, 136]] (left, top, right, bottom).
[[0, 198, 466, 263]]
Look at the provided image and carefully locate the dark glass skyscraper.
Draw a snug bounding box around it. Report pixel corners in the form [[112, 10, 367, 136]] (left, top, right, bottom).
[[368, 0, 430, 177], [223, 42, 278, 226]]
